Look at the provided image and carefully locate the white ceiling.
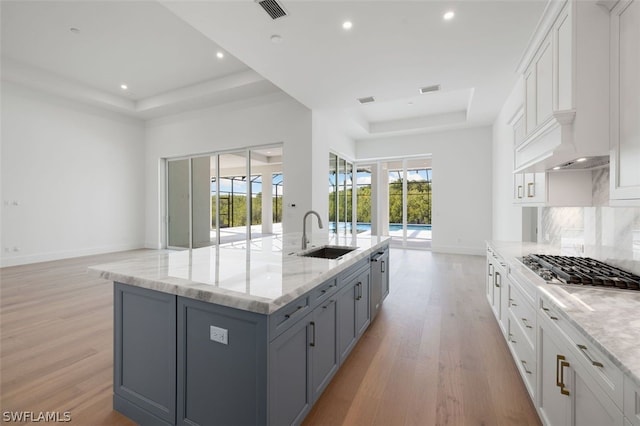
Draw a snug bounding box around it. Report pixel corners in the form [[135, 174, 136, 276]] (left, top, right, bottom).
[[1, 0, 547, 136]]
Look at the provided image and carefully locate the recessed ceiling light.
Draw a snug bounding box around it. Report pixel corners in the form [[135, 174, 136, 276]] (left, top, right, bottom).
[[216, 51, 224, 59], [270, 34, 283, 44], [553, 166, 561, 170], [342, 21, 353, 30], [69, 27, 80, 34], [357, 96, 375, 104], [576, 157, 587, 162], [419, 84, 441, 94], [120, 84, 128, 90], [443, 11, 455, 21]]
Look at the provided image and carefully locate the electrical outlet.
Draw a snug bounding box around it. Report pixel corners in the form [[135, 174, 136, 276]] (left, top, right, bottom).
[[209, 325, 228, 345]]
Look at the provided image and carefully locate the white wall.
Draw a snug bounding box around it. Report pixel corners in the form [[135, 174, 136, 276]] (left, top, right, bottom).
[[356, 126, 493, 255], [144, 92, 313, 248], [0, 82, 145, 267], [492, 78, 524, 241]]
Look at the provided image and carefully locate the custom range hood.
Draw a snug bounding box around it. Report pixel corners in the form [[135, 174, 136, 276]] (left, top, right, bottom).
[[513, 109, 610, 173], [512, 0, 610, 174]]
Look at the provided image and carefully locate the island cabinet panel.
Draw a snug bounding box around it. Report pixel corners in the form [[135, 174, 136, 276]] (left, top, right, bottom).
[[337, 260, 371, 364], [114, 283, 177, 426], [311, 297, 339, 401], [176, 298, 267, 426], [269, 312, 313, 426]]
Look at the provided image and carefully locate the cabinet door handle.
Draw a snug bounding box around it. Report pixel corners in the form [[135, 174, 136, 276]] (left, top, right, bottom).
[[517, 185, 523, 199], [284, 305, 305, 319], [542, 307, 558, 321], [356, 282, 362, 300], [527, 182, 535, 198], [381, 260, 385, 273], [488, 264, 494, 277], [577, 344, 604, 368], [521, 318, 533, 329], [521, 360, 532, 374], [556, 354, 570, 396], [509, 333, 516, 344], [309, 321, 316, 347], [509, 299, 518, 307], [495, 271, 501, 288]]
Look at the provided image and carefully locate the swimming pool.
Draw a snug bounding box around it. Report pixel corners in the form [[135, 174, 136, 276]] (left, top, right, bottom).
[[330, 223, 432, 232]]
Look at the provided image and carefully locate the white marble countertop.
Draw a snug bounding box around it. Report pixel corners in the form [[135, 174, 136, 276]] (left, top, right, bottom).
[[488, 240, 640, 387], [89, 233, 390, 315]]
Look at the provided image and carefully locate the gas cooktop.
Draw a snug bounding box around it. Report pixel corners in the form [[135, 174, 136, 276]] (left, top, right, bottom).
[[521, 254, 640, 291]]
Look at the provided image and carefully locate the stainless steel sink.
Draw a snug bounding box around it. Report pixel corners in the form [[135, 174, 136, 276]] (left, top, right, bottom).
[[297, 245, 357, 259]]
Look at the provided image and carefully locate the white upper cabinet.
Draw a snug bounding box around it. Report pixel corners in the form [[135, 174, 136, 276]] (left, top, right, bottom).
[[610, 0, 640, 205], [514, 0, 610, 173]]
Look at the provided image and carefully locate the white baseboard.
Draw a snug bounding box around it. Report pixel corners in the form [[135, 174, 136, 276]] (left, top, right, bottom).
[[0, 243, 144, 268]]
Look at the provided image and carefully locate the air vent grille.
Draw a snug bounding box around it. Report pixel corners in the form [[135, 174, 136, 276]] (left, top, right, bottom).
[[357, 96, 376, 104], [419, 84, 441, 94], [256, 0, 287, 20]]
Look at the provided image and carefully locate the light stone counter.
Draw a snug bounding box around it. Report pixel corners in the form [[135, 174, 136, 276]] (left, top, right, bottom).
[[90, 233, 390, 315], [488, 240, 640, 387]]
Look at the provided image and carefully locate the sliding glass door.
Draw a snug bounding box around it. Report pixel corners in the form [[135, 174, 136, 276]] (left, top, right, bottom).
[[329, 152, 355, 236], [166, 145, 283, 249]]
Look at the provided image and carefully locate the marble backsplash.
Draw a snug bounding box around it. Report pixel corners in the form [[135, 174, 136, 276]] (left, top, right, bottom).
[[539, 168, 640, 273]]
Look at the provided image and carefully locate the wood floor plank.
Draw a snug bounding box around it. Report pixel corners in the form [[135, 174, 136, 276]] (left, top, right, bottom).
[[1, 248, 541, 426]]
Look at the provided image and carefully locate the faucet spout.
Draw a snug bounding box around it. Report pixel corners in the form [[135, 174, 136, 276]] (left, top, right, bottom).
[[302, 210, 323, 250]]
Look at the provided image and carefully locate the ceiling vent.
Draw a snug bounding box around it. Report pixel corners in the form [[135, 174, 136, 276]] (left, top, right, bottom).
[[256, 0, 288, 20], [419, 84, 441, 94], [357, 96, 376, 104]]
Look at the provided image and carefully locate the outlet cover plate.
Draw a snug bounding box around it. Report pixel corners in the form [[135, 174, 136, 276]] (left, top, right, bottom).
[[210, 325, 228, 345]]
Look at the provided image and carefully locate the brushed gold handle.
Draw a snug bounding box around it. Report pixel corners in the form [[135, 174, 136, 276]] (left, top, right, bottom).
[[527, 182, 535, 197], [577, 344, 604, 368], [521, 360, 532, 374], [556, 354, 570, 396]]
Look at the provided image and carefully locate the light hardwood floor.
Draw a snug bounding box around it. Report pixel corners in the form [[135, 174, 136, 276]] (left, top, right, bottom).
[[1, 249, 540, 426]]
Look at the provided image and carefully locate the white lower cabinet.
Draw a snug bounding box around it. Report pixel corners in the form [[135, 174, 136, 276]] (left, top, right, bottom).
[[625, 376, 640, 425], [537, 304, 624, 426]]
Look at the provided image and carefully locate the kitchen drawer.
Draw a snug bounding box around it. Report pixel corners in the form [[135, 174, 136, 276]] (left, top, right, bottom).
[[508, 282, 536, 351], [269, 295, 310, 341], [539, 296, 624, 406], [509, 270, 537, 304], [624, 375, 640, 426], [337, 257, 369, 289], [310, 278, 338, 308], [508, 311, 537, 399]]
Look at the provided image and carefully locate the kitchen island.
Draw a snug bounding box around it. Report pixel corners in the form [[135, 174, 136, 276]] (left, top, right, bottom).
[[90, 233, 390, 426]]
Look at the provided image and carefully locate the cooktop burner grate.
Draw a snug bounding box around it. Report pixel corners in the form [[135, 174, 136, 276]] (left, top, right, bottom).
[[522, 254, 640, 290]]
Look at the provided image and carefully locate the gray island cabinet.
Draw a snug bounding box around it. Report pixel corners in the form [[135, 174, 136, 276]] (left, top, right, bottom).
[[92, 235, 390, 426]]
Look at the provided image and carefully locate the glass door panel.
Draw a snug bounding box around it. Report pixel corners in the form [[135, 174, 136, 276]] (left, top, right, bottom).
[[218, 151, 248, 244], [329, 153, 338, 234], [355, 165, 372, 235], [167, 159, 190, 248], [192, 156, 214, 248]]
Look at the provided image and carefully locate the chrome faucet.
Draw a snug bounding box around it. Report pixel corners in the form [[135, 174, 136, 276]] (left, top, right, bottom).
[[302, 210, 323, 250]]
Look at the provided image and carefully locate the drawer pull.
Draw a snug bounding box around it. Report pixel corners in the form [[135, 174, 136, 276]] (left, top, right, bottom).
[[284, 305, 305, 319], [509, 333, 516, 344], [510, 298, 518, 307], [322, 300, 335, 309], [556, 354, 570, 396], [521, 318, 533, 329], [356, 282, 362, 300], [521, 360, 532, 374], [577, 344, 604, 368], [495, 271, 501, 288], [543, 307, 558, 321], [320, 284, 336, 294]]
